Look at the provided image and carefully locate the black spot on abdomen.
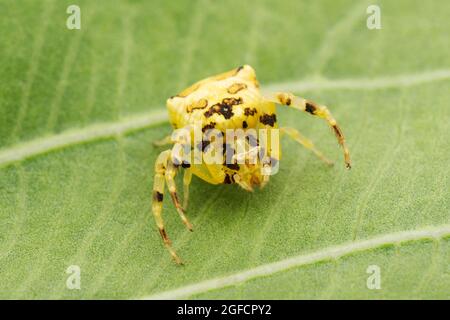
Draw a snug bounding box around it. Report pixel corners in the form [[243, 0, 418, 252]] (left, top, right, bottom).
[[244, 107, 257, 116], [204, 97, 242, 119], [260, 114, 277, 127]]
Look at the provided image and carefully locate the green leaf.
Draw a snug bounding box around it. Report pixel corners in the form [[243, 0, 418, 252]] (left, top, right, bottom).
[[0, 0, 449, 299]]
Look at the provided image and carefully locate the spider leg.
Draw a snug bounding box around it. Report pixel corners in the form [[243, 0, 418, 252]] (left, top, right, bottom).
[[233, 173, 254, 192], [182, 168, 192, 210], [280, 127, 333, 166], [153, 134, 173, 147], [165, 159, 193, 232], [152, 150, 182, 264], [264, 92, 351, 168]]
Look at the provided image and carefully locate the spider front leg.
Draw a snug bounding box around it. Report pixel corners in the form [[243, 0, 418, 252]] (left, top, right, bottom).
[[165, 159, 193, 231], [152, 150, 181, 264], [183, 168, 192, 210], [265, 92, 351, 168], [280, 127, 333, 166], [153, 134, 173, 147], [151, 149, 193, 265]]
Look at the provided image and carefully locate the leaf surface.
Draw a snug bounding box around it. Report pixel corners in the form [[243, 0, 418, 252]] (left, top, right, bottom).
[[0, 0, 449, 299]]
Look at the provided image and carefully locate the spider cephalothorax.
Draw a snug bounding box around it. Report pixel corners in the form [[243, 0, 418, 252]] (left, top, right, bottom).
[[152, 65, 351, 263]]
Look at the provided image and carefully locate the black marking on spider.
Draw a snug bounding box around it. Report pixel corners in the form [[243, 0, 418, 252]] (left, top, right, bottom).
[[153, 191, 164, 202], [226, 163, 240, 171], [244, 107, 258, 116], [259, 114, 277, 127], [204, 97, 242, 119], [332, 124, 343, 139], [202, 122, 217, 132], [223, 174, 234, 184], [305, 102, 317, 114]]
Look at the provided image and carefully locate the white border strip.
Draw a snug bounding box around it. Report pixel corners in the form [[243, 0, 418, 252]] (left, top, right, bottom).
[[141, 225, 450, 299]]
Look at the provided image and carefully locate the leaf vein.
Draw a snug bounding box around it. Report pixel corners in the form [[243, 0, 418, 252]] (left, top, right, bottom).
[[141, 224, 450, 299], [1, 69, 450, 169]]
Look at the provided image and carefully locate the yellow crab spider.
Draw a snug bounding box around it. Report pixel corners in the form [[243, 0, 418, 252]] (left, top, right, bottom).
[[152, 65, 351, 264]]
